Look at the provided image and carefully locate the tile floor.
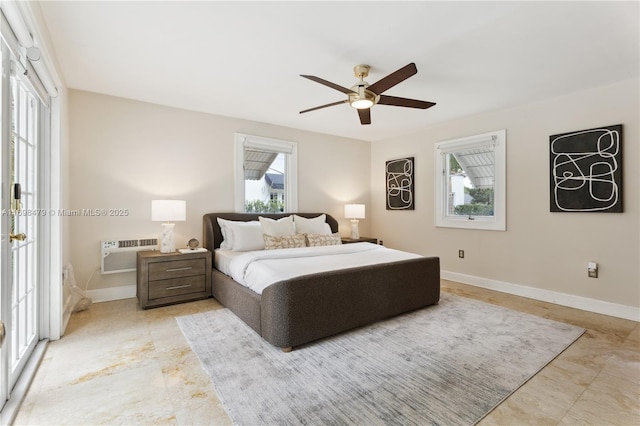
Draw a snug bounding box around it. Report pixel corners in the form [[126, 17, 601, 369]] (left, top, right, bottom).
[[13, 280, 640, 425]]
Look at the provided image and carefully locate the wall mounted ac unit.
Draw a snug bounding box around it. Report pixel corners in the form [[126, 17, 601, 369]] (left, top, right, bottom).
[[101, 238, 158, 274]]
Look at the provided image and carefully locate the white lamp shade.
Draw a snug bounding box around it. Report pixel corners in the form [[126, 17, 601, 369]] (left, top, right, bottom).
[[151, 200, 186, 222], [344, 204, 365, 219]]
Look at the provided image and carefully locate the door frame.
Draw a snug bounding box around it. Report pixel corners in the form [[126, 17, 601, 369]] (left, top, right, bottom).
[[0, 3, 62, 417]]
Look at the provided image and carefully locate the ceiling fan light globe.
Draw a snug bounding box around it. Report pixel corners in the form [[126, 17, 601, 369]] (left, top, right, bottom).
[[351, 99, 374, 109]]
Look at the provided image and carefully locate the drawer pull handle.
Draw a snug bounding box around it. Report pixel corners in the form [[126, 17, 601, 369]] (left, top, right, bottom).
[[166, 284, 192, 290], [166, 267, 193, 272]]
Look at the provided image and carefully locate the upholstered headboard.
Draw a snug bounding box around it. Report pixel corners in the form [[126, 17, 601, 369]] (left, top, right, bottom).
[[202, 212, 339, 252]]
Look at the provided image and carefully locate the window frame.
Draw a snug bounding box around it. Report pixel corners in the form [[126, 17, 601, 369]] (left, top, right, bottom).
[[234, 133, 298, 213], [434, 129, 506, 231]]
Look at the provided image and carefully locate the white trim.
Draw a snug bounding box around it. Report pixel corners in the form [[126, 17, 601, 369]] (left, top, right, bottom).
[[441, 270, 640, 322], [38, 93, 52, 341], [86, 284, 137, 303], [0, 339, 47, 425], [1, 35, 12, 409], [1, 1, 59, 98], [242, 134, 295, 154], [83, 272, 640, 322], [434, 129, 506, 231], [47, 96, 62, 339], [234, 136, 245, 212], [234, 133, 298, 213]]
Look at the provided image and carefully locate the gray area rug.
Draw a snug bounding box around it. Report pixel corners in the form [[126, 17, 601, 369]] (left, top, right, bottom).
[[177, 293, 584, 425]]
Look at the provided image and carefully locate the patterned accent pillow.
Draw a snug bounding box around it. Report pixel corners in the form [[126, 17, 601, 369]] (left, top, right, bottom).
[[263, 233, 307, 250], [306, 232, 342, 247]]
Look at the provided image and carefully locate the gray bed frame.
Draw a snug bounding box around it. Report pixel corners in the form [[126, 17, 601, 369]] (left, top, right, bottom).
[[203, 212, 440, 351]]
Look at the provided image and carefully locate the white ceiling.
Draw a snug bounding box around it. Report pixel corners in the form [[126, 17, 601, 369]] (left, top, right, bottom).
[[37, 1, 639, 142]]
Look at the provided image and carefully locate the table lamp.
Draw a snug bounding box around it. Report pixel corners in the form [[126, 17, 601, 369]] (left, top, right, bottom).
[[152, 200, 186, 253], [344, 204, 365, 239]]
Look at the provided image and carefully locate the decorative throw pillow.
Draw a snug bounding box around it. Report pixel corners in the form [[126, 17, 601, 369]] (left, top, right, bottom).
[[259, 215, 295, 236], [305, 232, 342, 247], [293, 214, 328, 234], [263, 233, 307, 250]]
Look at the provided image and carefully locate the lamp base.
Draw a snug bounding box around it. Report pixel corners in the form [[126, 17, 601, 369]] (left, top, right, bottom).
[[350, 219, 360, 240], [159, 223, 175, 253]]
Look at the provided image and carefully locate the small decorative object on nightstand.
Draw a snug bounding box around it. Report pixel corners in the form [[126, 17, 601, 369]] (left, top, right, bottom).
[[136, 250, 211, 309], [178, 238, 207, 253], [341, 236, 377, 244]]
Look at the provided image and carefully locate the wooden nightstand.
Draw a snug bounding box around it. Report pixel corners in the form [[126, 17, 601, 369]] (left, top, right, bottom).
[[136, 250, 212, 309], [341, 237, 378, 244]]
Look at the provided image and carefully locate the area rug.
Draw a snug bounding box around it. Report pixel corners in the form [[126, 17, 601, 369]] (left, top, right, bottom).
[[177, 293, 584, 425]]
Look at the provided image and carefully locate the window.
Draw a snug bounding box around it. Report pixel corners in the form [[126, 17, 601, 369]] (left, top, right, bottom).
[[434, 130, 506, 230], [235, 133, 297, 213]]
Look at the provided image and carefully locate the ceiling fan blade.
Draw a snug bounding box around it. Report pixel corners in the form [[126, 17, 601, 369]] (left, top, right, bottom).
[[299, 100, 348, 114], [358, 108, 371, 125], [367, 63, 418, 95], [301, 75, 354, 95], [378, 95, 436, 109]]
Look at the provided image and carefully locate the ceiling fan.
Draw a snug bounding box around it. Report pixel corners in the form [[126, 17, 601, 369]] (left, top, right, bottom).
[[299, 63, 436, 125]]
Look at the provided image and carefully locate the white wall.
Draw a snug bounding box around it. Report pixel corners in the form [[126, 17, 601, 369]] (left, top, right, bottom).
[[371, 79, 639, 315], [68, 90, 371, 293], [69, 79, 639, 318]]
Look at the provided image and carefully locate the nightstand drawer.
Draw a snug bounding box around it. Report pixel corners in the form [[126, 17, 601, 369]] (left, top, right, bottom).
[[148, 275, 206, 300], [148, 258, 206, 281]]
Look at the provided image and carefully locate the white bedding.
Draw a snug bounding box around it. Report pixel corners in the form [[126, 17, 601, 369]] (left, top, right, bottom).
[[215, 249, 243, 276], [225, 242, 421, 295]]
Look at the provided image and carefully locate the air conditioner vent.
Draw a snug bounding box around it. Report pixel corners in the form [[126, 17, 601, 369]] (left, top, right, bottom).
[[118, 239, 139, 248], [101, 238, 158, 274]]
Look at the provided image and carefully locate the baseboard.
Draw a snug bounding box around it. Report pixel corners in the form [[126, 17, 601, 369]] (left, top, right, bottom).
[[86, 284, 136, 303], [86, 274, 639, 322], [442, 270, 640, 322]]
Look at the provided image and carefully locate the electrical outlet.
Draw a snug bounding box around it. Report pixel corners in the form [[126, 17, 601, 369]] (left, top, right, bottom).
[[458, 250, 464, 259], [587, 261, 598, 278]]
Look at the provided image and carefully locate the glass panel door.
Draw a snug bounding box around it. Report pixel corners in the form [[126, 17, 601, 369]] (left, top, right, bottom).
[[0, 38, 41, 411], [8, 68, 39, 388], [0, 37, 7, 411]]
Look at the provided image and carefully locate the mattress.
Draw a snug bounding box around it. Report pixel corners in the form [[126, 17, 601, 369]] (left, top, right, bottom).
[[226, 242, 422, 295], [214, 248, 244, 276]]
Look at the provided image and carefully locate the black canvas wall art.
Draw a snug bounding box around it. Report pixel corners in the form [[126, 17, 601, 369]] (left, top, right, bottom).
[[550, 124, 622, 213], [386, 157, 414, 210]]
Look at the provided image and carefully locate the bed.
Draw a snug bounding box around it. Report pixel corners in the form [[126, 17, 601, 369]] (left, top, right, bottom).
[[203, 212, 440, 351]]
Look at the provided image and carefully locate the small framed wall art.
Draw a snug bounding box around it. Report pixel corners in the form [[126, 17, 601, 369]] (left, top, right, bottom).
[[550, 124, 622, 213], [386, 156, 414, 210]]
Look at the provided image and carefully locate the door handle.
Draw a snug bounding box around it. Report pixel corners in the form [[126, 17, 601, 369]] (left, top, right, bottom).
[[0, 321, 5, 347], [10, 233, 27, 242]]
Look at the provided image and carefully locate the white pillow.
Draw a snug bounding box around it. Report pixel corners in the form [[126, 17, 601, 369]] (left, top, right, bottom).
[[217, 219, 264, 251], [259, 215, 295, 236], [294, 214, 329, 234], [216, 217, 234, 249]]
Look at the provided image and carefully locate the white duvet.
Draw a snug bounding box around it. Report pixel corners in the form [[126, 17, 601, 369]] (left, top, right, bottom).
[[228, 242, 421, 295]]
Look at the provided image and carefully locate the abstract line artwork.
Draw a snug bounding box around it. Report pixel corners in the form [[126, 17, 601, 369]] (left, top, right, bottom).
[[386, 157, 414, 210], [550, 124, 622, 213]]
